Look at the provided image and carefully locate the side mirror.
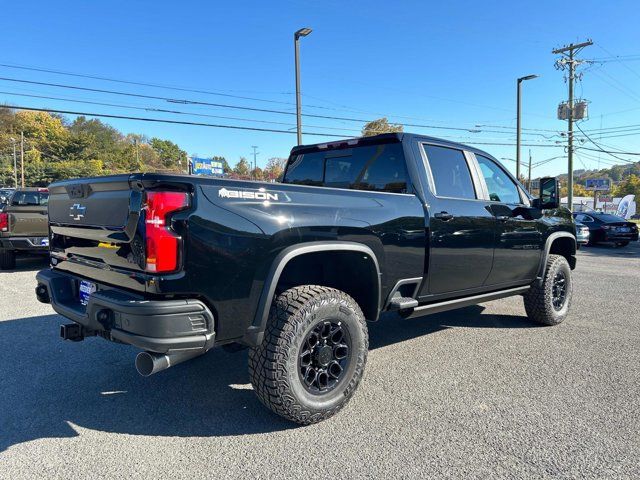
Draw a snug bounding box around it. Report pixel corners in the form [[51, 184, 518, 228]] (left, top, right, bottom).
[[533, 177, 560, 209]]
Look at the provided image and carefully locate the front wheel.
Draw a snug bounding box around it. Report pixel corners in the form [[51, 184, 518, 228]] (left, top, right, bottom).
[[617, 241, 630, 247], [523, 254, 573, 326], [248, 285, 368, 425]]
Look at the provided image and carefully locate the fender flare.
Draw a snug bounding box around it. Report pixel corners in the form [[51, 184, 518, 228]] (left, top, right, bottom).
[[242, 241, 381, 346], [536, 231, 576, 283]]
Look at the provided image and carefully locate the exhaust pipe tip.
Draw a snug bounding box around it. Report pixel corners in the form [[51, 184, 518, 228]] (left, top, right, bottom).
[[135, 349, 203, 376], [135, 351, 168, 377]]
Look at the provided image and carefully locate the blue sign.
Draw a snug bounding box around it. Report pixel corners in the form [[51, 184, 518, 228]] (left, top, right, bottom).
[[585, 178, 611, 191], [191, 157, 224, 176]]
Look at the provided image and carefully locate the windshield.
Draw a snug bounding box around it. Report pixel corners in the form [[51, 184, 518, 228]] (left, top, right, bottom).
[[594, 213, 626, 223]]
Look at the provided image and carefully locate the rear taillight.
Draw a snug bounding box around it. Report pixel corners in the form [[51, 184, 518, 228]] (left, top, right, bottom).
[[0, 213, 8, 232], [144, 191, 189, 273]]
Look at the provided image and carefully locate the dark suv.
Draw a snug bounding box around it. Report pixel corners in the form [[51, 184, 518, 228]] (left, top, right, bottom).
[[36, 133, 576, 424]]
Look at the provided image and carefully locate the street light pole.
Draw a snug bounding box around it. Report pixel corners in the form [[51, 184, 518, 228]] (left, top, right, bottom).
[[516, 75, 538, 183], [294, 27, 312, 146]]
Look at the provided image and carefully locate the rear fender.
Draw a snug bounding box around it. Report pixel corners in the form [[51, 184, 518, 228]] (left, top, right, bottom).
[[242, 241, 381, 346]]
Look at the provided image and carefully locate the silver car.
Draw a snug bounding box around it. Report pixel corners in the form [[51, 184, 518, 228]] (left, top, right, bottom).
[[576, 222, 590, 246]]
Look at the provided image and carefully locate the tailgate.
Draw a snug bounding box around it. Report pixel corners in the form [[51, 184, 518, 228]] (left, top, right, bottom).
[[48, 175, 146, 272]]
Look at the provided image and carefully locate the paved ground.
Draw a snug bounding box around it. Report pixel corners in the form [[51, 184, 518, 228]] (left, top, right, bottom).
[[1, 243, 639, 479]]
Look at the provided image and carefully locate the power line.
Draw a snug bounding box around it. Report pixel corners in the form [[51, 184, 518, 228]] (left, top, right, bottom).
[[0, 75, 562, 137], [2, 104, 347, 137], [1, 104, 568, 149], [1, 61, 533, 127], [0, 90, 368, 133], [1, 90, 559, 143], [575, 123, 636, 163]]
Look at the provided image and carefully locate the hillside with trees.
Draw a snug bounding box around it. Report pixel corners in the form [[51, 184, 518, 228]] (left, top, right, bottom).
[[0, 108, 188, 186], [0, 107, 289, 186]]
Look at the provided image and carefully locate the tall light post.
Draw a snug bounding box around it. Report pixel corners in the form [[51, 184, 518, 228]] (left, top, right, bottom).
[[294, 27, 312, 146], [516, 74, 538, 183]]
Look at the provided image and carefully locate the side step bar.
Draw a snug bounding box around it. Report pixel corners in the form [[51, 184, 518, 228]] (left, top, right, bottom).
[[388, 296, 419, 310], [403, 286, 530, 320]]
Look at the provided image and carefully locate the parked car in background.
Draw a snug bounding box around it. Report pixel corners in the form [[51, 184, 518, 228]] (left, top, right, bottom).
[[0, 187, 15, 205], [0, 187, 49, 269], [573, 212, 639, 247], [575, 222, 590, 246]]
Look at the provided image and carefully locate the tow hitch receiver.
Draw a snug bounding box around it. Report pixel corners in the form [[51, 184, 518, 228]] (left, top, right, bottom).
[[60, 323, 85, 342]]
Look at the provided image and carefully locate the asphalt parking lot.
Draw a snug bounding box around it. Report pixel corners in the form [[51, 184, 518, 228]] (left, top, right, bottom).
[[1, 243, 639, 479]]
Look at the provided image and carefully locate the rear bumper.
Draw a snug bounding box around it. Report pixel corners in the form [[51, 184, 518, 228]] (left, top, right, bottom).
[[0, 236, 48, 251], [35, 268, 215, 354], [603, 232, 638, 242]]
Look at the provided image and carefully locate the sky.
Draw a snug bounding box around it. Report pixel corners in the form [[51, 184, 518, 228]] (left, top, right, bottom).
[[1, 0, 639, 177]]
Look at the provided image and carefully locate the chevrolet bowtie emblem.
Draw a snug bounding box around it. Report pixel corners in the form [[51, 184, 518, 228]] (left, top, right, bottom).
[[69, 203, 87, 221]]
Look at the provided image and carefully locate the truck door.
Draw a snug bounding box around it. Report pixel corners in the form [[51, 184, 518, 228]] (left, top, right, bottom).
[[417, 143, 495, 298], [473, 154, 541, 284]]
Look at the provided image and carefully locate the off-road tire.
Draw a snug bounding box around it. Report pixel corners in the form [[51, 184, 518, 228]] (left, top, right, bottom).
[[248, 285, 368, 425], [0, 249, 16, 270], [523, 254, 572, 326]]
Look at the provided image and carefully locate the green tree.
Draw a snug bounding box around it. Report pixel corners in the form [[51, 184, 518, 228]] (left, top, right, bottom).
[[361, 117, 403, 137], [150, 138, 187, 169], [211, 155, 232, 174], [233, 157, 251, 177]]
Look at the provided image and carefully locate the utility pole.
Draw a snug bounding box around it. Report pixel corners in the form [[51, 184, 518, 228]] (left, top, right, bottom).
[[134, 137, 140, 166], [528, 149, 533, 193], [251, 146, 259, 179], [553, 39, 593, 211], [10, 137, 17, 187], [20, 131, 24, 188]]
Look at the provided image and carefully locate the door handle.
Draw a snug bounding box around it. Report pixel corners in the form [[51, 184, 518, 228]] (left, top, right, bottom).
[[496, 215, 511, 222], [434, 211, 454, 221]]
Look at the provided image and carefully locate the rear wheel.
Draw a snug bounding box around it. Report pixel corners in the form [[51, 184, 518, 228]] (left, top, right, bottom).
[[523, 254, 572, 326], [248, 285, 368, 425], [0, 249, 16, 270], [617, 241, 629, 247]]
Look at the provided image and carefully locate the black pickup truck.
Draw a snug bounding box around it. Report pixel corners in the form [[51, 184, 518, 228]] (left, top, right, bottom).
[[36, 133, 576, 424]]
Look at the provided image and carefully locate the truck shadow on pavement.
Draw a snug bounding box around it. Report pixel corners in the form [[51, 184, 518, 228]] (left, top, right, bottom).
[[0, 306, 538, 452]]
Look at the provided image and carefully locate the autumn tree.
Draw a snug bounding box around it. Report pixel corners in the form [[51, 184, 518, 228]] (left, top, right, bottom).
[[233, 157, 251, 177], [361, 117, 403, 137], [614, 174, 640, 197], [265, 157, 287, 180]]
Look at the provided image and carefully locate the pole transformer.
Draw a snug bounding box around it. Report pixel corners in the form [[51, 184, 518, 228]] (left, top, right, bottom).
[[552, 40, 592, 211]]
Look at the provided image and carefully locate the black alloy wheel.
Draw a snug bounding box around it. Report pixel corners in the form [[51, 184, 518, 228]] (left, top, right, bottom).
[[551, 271, 567, 311], [299, 320, 351, 394]]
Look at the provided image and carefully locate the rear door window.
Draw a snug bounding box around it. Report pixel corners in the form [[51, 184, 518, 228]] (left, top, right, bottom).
[[283, 143, 409, 193], [422, 144, 476, 199]]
